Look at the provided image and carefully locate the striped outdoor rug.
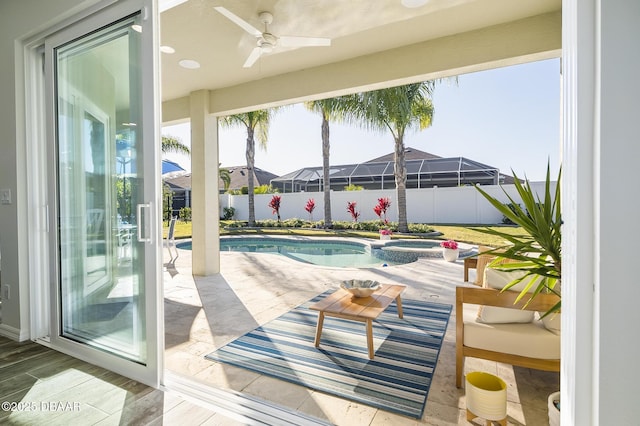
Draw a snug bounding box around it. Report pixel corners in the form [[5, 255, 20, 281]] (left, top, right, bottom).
[[205, 290, 452, 419]]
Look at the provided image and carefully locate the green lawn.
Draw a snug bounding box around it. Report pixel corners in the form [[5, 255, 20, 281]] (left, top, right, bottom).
[[164, 220, 525, 247]]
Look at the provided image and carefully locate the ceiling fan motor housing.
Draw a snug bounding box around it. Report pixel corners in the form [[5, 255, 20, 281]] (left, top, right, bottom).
[[258, 32, 277, 51]]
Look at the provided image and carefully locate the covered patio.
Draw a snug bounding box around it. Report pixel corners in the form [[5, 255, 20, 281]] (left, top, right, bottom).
[[163, 242, 559, 424], [159, 1, 563, 422]]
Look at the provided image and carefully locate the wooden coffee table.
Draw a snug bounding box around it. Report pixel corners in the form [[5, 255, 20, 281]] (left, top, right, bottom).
[[309, 283, 406, 359]]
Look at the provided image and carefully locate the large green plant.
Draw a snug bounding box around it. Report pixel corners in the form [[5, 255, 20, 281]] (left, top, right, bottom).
[[475, 164, 561, 316]]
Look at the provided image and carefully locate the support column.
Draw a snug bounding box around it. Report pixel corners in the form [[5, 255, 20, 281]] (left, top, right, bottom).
[[190, 90, 219, 275]]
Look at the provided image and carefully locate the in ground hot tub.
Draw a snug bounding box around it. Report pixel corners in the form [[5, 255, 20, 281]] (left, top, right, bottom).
[[377, 240, 474, 263]]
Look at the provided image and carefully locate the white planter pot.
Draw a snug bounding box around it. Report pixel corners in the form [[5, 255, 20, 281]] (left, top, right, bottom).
[[443, 248, 459, 262], [548, 391, 560, 426], [379, 234, 391, 240], [465, 372, 507, 424]]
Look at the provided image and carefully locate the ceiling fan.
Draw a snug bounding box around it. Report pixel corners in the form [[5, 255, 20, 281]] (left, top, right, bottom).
[[214, 7, 331, 68]]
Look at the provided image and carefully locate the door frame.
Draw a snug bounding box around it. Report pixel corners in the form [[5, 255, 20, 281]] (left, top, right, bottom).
[[23, 0, 163, 387]]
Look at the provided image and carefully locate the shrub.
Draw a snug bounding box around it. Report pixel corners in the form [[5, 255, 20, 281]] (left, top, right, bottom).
[[407, 223, 435, 233], [221, 218, 432, 234], [179, 207, 192, 222], [255, 184, 279, 194], [501, 203, 520, 224], [224, 221, 245, 228], [222, 206, 235, 220], [282, 218, 306, 228], [344, 184, 364, 191]]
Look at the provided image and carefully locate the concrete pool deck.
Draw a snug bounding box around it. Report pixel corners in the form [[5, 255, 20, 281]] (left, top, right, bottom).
[[163, 238, 558, 425]]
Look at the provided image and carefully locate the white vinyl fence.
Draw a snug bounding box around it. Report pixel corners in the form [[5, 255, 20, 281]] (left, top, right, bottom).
[[219, 182, 556, 225]]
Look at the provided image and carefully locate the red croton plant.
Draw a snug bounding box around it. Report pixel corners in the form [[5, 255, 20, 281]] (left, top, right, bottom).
[[268, 195, 281, 222]]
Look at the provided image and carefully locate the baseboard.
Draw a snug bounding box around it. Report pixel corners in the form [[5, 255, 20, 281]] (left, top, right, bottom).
[[0, 323, 29, 341]]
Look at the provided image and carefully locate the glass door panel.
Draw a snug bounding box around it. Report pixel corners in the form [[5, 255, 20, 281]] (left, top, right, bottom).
[[55, 14, 147, 363]]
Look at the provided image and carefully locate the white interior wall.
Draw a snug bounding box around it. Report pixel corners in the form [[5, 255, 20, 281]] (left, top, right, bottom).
[[0, 0, 103, 339], [594, 0, 640, 423]]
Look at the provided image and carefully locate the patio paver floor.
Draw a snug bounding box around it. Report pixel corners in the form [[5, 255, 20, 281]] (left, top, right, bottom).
[[163, 239, 559, 425]]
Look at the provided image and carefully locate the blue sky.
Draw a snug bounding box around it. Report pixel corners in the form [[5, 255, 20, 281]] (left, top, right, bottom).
[[163, 58, 560, 182]]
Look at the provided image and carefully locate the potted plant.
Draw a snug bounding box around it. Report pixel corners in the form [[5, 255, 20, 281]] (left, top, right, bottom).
[[379, 228, 393, 240], [474, 163, 562, 422], [440, 240, 459, 262], [473, 163, 561, 316], [548, 391, 560, 426]]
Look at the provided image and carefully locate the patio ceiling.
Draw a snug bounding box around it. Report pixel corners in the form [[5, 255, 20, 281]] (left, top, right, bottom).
[[160, 0, 561, 120]]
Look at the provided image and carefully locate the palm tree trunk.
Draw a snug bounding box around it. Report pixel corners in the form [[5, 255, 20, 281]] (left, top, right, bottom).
[[322, 116, 332, 228], [394, 136, 408, 232], [246, 128, 256, 227]]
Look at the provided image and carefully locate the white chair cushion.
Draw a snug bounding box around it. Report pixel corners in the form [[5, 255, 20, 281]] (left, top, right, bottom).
[[483, 267, 543, 292], [541, 312, 561, 335], [478, 305, 534, 324], [476, 268, 544, 323], [464, 307, 560, 359]]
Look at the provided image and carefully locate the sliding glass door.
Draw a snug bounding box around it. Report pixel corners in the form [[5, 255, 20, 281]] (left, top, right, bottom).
[[46, 0, 161, 386]]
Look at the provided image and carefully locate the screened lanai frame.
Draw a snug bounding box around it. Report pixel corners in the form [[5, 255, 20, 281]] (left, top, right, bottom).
[[270, 157, 501, 193]]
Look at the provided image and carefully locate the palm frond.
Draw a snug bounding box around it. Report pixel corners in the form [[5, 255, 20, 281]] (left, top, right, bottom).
[[475, 163, 562, 315], [161, 135, 190, 155]]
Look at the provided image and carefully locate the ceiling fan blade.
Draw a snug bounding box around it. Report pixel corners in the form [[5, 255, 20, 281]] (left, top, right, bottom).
[[278, 36, 331, 47], [243, 47, 263, 68], [213, 6, 262, 37]]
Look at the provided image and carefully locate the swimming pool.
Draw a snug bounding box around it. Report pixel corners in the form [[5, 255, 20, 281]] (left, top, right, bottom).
[[176, 236, 475, 268], [176, 237, 402, 268]]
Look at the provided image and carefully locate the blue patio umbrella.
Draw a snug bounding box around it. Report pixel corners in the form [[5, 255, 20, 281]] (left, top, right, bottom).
[[162, 159, 186, 175]]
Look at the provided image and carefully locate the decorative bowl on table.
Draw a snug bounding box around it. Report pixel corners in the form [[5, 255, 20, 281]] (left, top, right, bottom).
[[340, 280, 381, 297]]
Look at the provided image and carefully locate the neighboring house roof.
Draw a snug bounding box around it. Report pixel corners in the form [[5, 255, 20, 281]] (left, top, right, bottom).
[[163, 166, 279, 192], [365, 147, 441, 163], [164, 172, 191, 191], [223, 166, 279, 191]]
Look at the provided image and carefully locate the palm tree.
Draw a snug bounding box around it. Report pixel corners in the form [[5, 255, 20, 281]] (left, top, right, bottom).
[[348, 82, 439, 232], [304, 97, 351, 228], [161, 135, 190, 155], [219, 165, 231, 191], [220, 109, 276, 226]]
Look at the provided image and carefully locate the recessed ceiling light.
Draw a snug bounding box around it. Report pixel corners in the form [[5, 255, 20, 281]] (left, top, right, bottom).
[[401, 0, 429, 8], [131, 24, 142, 33], [160, 45, 175, 54], [179, 59, 200, 69]]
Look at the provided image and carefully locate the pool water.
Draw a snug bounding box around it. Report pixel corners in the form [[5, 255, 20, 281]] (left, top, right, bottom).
[[176, 239, 403, 268]]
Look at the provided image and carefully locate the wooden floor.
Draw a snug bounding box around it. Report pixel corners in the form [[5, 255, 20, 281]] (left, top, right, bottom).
[[0, 336, 229, 425], [0, 336, 329, 426]]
